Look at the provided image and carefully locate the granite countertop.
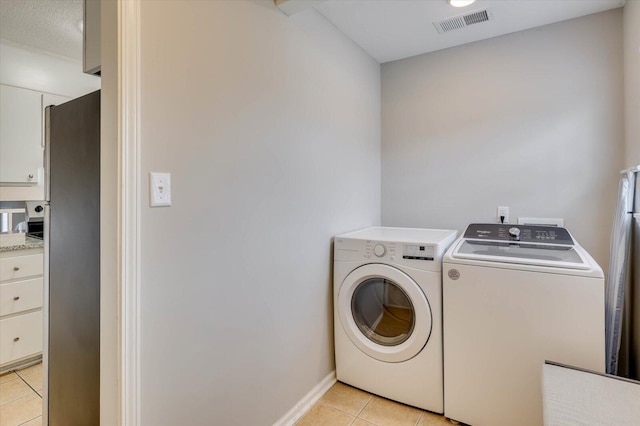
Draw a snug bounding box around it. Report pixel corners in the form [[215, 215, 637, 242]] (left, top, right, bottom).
[[0, 236, 44, 252]]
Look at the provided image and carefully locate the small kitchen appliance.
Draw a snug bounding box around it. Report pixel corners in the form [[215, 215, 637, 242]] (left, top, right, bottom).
[[25, 201, 45, 239]]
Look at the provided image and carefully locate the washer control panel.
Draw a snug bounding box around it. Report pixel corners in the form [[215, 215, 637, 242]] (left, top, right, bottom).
[[463, 223, 574, 245]]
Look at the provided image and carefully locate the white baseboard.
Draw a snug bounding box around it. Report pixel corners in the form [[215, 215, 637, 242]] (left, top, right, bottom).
[[273, 370, 337, 426]]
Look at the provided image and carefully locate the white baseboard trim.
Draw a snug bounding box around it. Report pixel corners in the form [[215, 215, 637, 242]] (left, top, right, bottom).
[[273, 370, 337, 426]]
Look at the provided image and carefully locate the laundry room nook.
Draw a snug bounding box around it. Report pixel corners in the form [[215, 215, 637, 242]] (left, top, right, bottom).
[[126, 0, 639, 424], [1, 0, 638, 425]]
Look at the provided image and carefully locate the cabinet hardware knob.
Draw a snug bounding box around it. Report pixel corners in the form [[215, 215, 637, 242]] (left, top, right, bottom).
[[13, 296, 20, 301], [13, 337, 20, 342], [13, 266, 20, 271], [28, 174, 34, 179]]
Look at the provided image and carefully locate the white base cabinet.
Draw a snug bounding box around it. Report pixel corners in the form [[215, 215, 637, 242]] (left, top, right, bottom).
[[0, 310, 43, 366], [0, 247, 44, 372]]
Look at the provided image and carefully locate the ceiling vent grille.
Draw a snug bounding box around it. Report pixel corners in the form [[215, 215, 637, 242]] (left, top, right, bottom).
[[434, 9, 493, 34]]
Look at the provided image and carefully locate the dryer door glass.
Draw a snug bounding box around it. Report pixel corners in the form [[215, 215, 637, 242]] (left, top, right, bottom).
[[351, 277, 415, 346]]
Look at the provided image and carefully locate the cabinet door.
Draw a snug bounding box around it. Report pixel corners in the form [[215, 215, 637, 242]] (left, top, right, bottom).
[[0, 278, 44, 316], [0, 85, 43, 185], [0, 310, 43, 365], [0, 253, 44, 281], [83, 0, 101, 75]]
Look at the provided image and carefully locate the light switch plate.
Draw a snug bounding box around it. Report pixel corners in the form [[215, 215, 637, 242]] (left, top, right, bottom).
[[150, 172, 171, 207]]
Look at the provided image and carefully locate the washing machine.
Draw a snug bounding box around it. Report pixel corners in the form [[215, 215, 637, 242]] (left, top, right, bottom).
[[443, 223, 605, 426], [334, 226, 458, 413]]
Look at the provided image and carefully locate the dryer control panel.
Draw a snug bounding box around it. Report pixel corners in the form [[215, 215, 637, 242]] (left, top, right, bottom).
[[362, 241, 435, 261], [463, 223, 574, 245], [403, 244, 435, 261], [334, 228, 458, 273], [364, 241, 397, 260]]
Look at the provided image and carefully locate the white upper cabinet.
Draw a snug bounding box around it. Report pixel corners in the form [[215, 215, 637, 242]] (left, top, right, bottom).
[[0, 85, 43, 185], [83, 0, 101, 75]]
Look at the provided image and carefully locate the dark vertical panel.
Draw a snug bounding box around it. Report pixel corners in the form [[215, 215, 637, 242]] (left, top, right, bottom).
[[48, 90, 100, 426], [619, 174, 639, 380], [628, 214, 640, 380], [633, 174, 640, 379]]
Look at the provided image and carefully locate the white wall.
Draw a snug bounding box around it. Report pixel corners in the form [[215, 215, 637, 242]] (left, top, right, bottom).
[[381, 10, 624, 268], [624, 0, 640, 167], [138, 1, 380, 425]]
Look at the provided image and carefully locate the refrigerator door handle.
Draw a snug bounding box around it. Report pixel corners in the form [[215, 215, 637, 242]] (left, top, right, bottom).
[[44, 106, 52, 202], [42, 202, 50, 423]]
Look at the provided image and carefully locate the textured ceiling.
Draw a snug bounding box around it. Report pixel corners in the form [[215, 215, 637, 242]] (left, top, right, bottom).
[[0, 0, 83, 61]]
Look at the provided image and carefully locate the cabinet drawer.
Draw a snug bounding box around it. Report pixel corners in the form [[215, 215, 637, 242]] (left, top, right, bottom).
[[0, 278, 43, 316], [0, 254, 43, 282], [0, 310, 43, 365]]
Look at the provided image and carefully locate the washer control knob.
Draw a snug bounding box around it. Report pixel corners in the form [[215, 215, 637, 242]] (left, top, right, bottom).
[[509, 227, 521, 240], [373, 244, 386, 257]]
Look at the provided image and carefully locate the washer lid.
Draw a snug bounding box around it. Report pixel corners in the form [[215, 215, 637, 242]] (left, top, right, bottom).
[[449, 223, 593, 270], [338, 263, 432, 363], [453, 240, 590, 270]]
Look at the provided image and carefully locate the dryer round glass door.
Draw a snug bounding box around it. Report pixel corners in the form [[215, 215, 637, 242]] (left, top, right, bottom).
[[351, 278, 415, 346], [338, 264, 432, 363]]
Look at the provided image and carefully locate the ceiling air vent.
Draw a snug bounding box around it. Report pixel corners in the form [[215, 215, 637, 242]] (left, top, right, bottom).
[[434, 9, 493, 34]]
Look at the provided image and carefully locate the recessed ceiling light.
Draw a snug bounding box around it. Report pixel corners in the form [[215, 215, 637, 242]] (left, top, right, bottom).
[[449, 0, 476, 7]]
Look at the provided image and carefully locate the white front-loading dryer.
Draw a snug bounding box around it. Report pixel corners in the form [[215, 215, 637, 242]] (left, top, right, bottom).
[[334, 227, 458, 413]]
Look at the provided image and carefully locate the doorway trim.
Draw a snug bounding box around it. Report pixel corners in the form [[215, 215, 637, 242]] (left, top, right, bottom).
[[120, 0, 141, 424]]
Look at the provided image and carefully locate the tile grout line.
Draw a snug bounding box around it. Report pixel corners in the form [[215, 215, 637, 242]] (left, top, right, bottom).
[[0, 372, 19, 385], [16, 415, 41, 426], [354, 395, 374, 424], [0, 393, 40, 411], [15, 373, 42, 399], [303, 384, 448, 426], [0, 377, 34, 407], [321, 402, 367, 424], [319, 394, 375, 425], [300, 399, 358, 425]]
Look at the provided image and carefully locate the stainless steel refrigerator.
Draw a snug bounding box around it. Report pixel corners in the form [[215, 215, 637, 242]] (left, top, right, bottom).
[[44, 90, 100, 425]]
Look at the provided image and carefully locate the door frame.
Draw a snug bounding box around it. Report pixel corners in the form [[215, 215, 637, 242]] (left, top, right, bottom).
[[119, 0, 141, 424], [100, 0, 141, 424]]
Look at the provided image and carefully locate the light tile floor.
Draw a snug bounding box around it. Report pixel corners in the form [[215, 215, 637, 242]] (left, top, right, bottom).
[[0, 363, 43, 426], [296, 382, 452, 426], [2, 368, 451, 426]]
